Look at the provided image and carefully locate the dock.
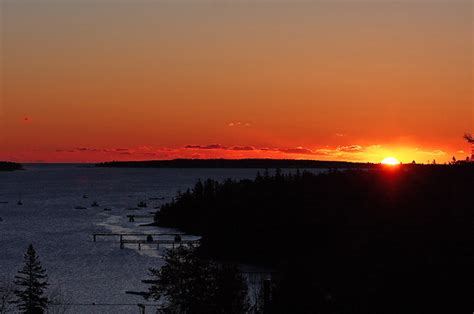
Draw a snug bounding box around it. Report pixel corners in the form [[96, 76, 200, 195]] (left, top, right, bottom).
[[92, 232, 185, 242], [120, 239, 200, 250], [92, 232, 199, 250]]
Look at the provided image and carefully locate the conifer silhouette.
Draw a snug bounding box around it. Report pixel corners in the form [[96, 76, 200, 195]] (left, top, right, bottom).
[[12, 244, 48, 314]]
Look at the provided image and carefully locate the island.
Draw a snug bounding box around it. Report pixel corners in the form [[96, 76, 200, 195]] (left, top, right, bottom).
[[0, 161, 23, 171]]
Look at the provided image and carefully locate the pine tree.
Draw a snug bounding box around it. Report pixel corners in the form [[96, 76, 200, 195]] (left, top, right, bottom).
[[12, 244, 49, 314]]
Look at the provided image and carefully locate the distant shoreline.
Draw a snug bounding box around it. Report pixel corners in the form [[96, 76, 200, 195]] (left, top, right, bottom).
[[95, 158, 376, 169], [0, 161, 23, 171]]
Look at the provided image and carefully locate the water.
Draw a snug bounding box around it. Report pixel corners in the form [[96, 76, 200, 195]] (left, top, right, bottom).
[[0, 164, 265, 313]]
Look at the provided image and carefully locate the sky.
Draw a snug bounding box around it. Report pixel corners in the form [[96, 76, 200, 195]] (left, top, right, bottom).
[[0, 0, 472, 163]]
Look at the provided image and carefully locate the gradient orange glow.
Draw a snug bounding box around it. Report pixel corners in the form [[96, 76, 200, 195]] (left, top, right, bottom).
[[1, 1, 472, 163]]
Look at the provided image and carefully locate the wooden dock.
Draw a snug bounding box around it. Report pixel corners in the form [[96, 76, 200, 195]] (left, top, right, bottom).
[[92, 232, 185, 242], [92, 232, 199, 250], [120, 239, 200, 250]]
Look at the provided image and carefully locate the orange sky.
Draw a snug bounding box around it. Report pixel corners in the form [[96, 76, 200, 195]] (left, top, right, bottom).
[[1, 0, 472, 163]]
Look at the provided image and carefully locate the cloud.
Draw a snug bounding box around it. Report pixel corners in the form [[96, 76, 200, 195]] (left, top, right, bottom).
[[337, 145, 364, 153], [415, 149, 447, 156], [228, 121, 251, 127], [55, 149, 76, 153], [314, 149, 338, 156], [278, 147, 318, 155], [231, 146, 255, 151], [367, 145, 381, 149], [185, 144, 227, 150], [75, 147, 107, 152]]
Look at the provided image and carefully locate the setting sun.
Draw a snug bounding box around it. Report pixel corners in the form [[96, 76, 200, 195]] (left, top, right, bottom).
[[381, 157, 400, 165]]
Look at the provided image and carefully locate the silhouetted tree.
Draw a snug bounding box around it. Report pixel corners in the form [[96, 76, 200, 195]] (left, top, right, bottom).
[[12, 244, 48, 314], [147, 246, 249, 313], [0, 278, 14, 314], [463, 133, 473, 143], [47, 285, 72, 314]]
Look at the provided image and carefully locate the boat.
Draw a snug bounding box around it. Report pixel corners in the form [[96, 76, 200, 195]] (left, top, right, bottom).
[[17, 193, 23, 206], [74, 206, 87, 210], [137, 201, 147, 208], [103, 208, 112, 211], [91, 201, 99, 207]]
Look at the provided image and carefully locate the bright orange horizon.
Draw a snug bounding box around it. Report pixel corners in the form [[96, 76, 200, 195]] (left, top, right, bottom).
[[1, 1, 472, 164]]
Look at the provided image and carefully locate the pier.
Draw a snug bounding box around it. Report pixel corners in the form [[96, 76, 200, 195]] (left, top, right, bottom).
[[92, 232, 185, 242], [92, 232, 199, 250], [120, 239, 200, 250]]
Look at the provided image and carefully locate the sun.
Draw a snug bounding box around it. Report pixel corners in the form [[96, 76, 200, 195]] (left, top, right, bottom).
[[381, 157, 400, 165]]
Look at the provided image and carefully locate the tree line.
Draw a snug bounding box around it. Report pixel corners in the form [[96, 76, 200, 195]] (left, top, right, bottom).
[[154, 164, 473, 313]]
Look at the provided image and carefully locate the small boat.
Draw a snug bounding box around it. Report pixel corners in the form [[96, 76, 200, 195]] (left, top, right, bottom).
[[127, 207, 139, 211], [17, 193, 23, 206], [83, 195, 88, 199], [137, 201, 147, 208], [74, 206, 87, 210], [103, 208, 112, 211], [91, 201, 99, 207], [0, 201, 8, 204]]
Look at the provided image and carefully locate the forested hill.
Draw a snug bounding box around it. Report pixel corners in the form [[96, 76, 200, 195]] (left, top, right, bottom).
[[96, 159, 374, 169], [154, 164, 473, 313], [0, 162, 23, 171]]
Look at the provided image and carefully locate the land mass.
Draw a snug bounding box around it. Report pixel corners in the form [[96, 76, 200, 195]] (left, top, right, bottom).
[[0, 162, 23, 171], [155, 164, 473, 313], [96, 158, 375, 169]]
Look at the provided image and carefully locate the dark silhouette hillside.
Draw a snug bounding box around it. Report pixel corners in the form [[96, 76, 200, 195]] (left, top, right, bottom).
[[96, 159, 375, 169], [155, 164, 473, 313]]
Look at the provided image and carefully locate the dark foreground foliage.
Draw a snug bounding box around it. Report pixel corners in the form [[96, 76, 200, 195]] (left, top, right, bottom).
[[0, 162, 23, 171], [156, 164, 473, 313], [12, 245, 49, 314], [148, 246, 249, 313]]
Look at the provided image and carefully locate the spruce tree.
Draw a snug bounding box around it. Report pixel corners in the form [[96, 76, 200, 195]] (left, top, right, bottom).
[[12, 244, 49, 314]]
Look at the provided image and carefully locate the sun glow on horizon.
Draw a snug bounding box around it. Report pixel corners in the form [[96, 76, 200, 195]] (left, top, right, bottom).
[[381, 157, 400, 165]]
